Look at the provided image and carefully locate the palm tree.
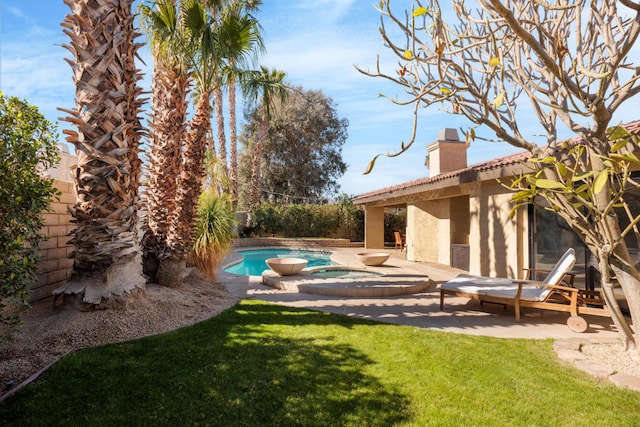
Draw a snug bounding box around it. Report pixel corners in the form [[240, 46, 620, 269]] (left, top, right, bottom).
[[241, 66, 289, 215], [159, 0, 222, 287], [139, 0, 191, 281], [219, 2, 264, 204], [56, 0, 146, 305], [200, 0, 263, 200]]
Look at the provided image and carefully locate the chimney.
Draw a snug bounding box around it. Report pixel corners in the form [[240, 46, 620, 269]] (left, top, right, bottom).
[[426, 128, 467, 177]]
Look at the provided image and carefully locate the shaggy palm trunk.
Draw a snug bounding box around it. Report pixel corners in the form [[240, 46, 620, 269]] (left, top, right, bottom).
[[158, 94, 212, 287], [213, 83, 229, 188], [142, 61, 190, 281], [228, 77, 238, 205], [55, 0, 146, 306]]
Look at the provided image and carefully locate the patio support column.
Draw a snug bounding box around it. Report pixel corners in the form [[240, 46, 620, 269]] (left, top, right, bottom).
[[364, 205, 385, 249]]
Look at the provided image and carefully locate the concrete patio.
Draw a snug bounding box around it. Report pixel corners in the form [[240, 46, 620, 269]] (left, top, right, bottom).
[[219, 247, 621, 340]]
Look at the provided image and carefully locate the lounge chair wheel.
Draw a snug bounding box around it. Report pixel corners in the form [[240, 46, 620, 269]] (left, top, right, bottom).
[[567, 315, 588, 333]]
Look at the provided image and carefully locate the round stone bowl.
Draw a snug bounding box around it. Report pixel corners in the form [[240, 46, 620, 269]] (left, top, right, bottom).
[[265, 257, 309, 276], [356, 252, 390, 266]]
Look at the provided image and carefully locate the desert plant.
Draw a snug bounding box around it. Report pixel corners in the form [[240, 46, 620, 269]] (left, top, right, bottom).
[[0, 93, 60, 329], [188, 191, 237, 279]]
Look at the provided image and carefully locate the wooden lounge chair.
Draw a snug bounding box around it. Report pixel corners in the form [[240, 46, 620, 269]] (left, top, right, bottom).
[[439, 248, 610, 332], [394, 231, 404, 250]]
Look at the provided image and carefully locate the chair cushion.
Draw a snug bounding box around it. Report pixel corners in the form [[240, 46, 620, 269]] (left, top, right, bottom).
[[441, 275, 546, 302], [441, 248, 577, 302], [542, 248, 576, 286]]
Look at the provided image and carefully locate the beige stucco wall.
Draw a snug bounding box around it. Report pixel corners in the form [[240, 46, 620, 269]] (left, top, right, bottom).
[[427, 141, 468, 176], [406, 199, 451, 264], [469, 180, 528, 278], [364, 205, 385, 249], [375, 178, 530, 276]]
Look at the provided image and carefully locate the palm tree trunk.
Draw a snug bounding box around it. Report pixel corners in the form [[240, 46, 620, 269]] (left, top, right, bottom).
[[229, 76, 238, 205], [56, 0, 146, 306], [248, 119, 268, 211], [213, 83, 229, 190], [159, 93, 212, 287], [142, 62, 190, 280]]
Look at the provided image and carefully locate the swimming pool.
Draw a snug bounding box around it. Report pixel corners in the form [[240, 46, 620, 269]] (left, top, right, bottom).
[[224, 248, 336, 276]]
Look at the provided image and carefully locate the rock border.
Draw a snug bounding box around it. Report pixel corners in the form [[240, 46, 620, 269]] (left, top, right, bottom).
[[554, 338, 640, 392]]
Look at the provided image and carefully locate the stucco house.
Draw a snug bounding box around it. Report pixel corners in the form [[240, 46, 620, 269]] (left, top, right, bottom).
[[353, 123, 640, 291]]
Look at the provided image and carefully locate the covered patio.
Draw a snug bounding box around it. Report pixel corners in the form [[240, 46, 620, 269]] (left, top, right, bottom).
[[353, 128, 531, 278]]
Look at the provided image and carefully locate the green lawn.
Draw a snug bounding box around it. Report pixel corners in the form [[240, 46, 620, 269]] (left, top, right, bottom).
[[1, 300, 639, 426]]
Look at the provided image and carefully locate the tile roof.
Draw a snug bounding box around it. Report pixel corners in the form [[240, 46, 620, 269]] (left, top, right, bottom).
[[353, 120, 640, 203]]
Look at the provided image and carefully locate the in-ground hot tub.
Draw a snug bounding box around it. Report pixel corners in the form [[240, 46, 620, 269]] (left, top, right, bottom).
[[310, 268, 383, 279], [262, 265, 431, 297]]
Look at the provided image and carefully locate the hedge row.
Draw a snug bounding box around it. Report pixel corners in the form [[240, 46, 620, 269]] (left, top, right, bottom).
[[246, 200, 406, 243]]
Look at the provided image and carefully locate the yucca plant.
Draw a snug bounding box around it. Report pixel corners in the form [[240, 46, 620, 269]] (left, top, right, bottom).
[[188, 191, 237, 279]]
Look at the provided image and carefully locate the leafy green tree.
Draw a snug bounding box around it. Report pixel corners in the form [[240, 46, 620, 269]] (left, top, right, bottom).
[[359, 1, 640, 348], [238, 87, 348, 208], [0, 94, 60, 329]]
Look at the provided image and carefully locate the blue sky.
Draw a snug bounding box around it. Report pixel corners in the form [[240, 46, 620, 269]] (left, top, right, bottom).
[[2, 1, 637, 197]]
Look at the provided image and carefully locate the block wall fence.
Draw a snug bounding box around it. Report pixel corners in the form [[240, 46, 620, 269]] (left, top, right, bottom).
[[32, 179, 75, 302], [32, 147, 77, 302]]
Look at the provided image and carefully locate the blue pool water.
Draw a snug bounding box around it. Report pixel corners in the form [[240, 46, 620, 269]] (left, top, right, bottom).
[[224, 249, 335, 276]]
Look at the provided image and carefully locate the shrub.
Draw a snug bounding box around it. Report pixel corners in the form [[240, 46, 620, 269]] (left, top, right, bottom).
[[188, 191, 237, 279], [385, 210, 407, 242], [249, 196, 366, 240], [252, 203, 281, 236], [336, 193, 364, 241], [0, 93, 60, 330]]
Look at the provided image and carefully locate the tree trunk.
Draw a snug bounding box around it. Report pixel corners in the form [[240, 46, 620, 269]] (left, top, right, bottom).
[[611, 261, 640, 351], [142, 62, 189, 281], [213, 84, 229, 188], [587, 150, 638, 349], [598, 255, 637, 351], [157, 256, 187, 288], [158, 94, 211, 287], [53, 253, 144, 307], [248, 119, 268, 212], [229, 76, 238, 205], [58, 0, 146, 305]]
